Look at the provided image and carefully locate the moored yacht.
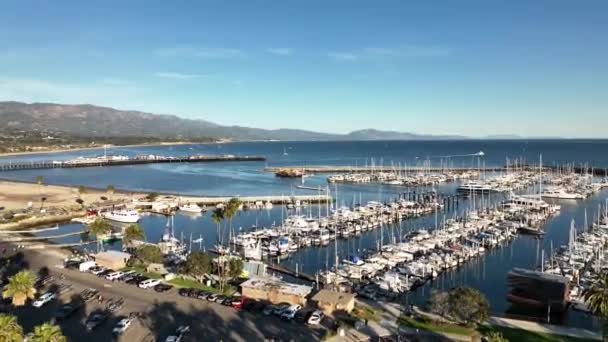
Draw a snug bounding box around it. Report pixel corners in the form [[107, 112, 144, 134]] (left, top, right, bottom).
[[102, 209, 140, 223]]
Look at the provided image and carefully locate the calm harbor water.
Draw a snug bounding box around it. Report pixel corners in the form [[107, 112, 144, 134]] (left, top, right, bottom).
[[4, 140, 608, 330]]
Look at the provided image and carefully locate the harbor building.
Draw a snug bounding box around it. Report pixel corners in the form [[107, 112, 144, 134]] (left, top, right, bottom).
[[240, 277, 312, 305]]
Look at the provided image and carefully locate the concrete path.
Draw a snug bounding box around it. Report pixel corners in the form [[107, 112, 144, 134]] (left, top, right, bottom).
[[487, 316, 602, 341]]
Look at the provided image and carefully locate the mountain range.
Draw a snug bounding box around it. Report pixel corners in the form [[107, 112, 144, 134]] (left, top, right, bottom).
[[0, 101, 511, 141]]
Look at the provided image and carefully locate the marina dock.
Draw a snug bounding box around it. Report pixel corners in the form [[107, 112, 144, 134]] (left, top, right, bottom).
[[0, 154, 266, 172]]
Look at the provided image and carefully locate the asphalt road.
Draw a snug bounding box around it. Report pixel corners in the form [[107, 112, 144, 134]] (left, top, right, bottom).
[[0, 246, 325, 342]]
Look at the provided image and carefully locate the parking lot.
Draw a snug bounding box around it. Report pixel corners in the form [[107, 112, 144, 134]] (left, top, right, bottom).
[[1, 247, 326, 342]]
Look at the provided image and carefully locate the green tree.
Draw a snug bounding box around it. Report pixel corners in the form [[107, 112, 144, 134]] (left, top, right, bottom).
[[486, 331, 509, 342], [228, 257, 244, 279], [0, 313, 24, 342], [2, 270, 36, 306], [429, 290, 450, 318], [77, 185, 87, 196], [146, 192, 159, 201], [88, 218, 112, 252], [182, 251, 212, 282], [134, 245, 163, 264], [27, 323, 66, 342], [428, 287, 489, 326], [123, 224, 145, 249]]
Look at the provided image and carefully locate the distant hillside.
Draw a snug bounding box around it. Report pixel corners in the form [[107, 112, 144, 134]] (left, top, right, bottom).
[[0, 101, 482, 141]]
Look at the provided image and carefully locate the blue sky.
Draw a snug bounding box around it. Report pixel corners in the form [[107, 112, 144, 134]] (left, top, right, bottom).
[[0, 1, 606, 137]]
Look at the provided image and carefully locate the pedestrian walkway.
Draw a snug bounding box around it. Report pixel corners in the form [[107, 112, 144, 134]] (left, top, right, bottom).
[[487, 316, 602, 341]]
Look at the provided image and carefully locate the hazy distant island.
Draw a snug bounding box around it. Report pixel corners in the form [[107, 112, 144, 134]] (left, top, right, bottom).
[[0, 101, 559, 155]]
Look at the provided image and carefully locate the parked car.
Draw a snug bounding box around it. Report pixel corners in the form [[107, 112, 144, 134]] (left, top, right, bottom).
[[154, 284, 173, 293], [220, 296, 233, 306], [106, 271, 124, 281], [97, 269, 114, 278], [64, 260, 81, 270], [125, 274, 145, 285], [273, 303, 291, 316], [138, 278, 162, 289], [32, 292, 56, 308], [178, 288, 192, 297], [90, 266, 106, 275], [280, 304, 302, 320], [196, 290, 210, 300], [231, 297, 246, 310], [85, 312, 108, 331], [262, 304, 277, 316], [112, 317, 133, 335], [53, 302, 82, 322], [206, 293, 220, 302], [307, 310, 324, 325], [164, 336, 181, 342]]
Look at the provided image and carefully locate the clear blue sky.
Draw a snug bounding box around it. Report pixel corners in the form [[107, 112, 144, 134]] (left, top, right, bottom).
[[0, 1, 606, 137]]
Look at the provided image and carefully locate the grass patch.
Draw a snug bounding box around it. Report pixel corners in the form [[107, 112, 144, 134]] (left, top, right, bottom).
[[478, 325, 598, 342], [352, 304, 379, 322], [168, 276, 236, 295], [120, 266, 162, 279], [398, 315, 474, 336]]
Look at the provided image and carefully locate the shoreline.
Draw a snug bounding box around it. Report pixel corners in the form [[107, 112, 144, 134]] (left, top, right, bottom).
[[0, 140, 217, 158]]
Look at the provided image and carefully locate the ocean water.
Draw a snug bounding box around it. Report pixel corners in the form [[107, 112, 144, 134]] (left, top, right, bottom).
[[3, 140, 607, 329]]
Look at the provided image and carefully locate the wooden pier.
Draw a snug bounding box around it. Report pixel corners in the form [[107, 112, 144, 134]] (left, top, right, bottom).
[[0, 154, 265, 172]]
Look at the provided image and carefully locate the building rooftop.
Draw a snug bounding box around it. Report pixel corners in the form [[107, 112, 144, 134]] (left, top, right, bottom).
[[240, 277, 312, 297]]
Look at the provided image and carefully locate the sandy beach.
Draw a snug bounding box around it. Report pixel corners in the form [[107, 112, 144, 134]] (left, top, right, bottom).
[[0, 180, 139, 211]]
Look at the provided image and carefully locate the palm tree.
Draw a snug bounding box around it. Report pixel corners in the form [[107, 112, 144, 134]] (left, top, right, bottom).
[[27, 323, 66, 342], [211, 208, 224, 246], [583, 272, 608, 338], [0, 313, 24, 342], [123, 224, 145, 249], [2, 270, 36, 306], [88, 218, 112, 252]]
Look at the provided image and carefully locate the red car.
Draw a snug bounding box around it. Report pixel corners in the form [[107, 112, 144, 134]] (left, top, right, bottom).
[[231, 297, 246, 310]]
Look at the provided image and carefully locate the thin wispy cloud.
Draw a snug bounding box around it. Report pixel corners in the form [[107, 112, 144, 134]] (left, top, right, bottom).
[[329, 45, 449, 62], [327, 52, 359, 62], [266, 48, 293, 56], [154, 72, 203, 80], [154, 47, 244, 59], [0, 77, 138, 104]]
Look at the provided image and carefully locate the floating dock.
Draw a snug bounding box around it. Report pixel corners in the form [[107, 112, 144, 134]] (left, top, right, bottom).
[[0, 154, 266, 172]]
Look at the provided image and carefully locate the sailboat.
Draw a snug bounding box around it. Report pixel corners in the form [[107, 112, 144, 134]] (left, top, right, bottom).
[[283, 147, 289, 156]]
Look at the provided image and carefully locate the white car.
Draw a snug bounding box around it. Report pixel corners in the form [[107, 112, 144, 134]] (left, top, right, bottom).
[[90, 267, 107, 275], [307, 310, 324, 325], [138, 278, 162, 289], [112, 317, 133, 335], [165, 336, 181, 342], [106, 271, 125, 281], [280, 304, 302, 320], [32, 292, 56, 308]]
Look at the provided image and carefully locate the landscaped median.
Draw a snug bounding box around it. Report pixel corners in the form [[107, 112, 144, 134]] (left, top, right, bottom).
[[167, 276, 237, 295]]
